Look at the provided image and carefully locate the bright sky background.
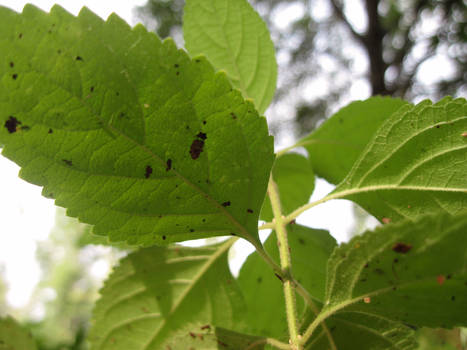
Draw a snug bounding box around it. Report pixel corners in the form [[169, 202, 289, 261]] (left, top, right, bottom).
[[0, 0, 370, 311]]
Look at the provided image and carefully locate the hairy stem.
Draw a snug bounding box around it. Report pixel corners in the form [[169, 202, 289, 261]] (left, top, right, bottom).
[[268, 177, 302, 350]]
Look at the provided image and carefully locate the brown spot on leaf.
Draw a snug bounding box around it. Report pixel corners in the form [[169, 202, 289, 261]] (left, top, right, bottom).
[[392, 242, 412, 254], [189, 332, 196, 339], [462, 132, 467, 137], [217, 340, 228, 347], [190, 139, 204, 159], [437, 275, 445, 286], [230, 112, 237, 119], [247, 209, 253, 213], [221, 201, 230, 207], [4, 116, 21, 133], [166, 159, 172, 171], [363, 297, 371, 303], [382, 217, 391, 224], [62, 159, 72, 166], [145, 165, 152, 178], [196, 132, 207, 140], [201, 324, 211, 331]]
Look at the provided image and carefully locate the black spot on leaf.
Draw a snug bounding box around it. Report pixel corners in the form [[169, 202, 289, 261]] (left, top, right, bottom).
[[298, 238, 305, 245], [176, 71, 179, 75], [9, 62, 14, 68], [12, 73, 18, 80], [230, 112, 237, 119], [373, 268, 385, 275], [90, 86, 94, 92], [166, 159, 172, 171], [196, 132, 207, 140], [222, 201, 230, 207], [392, 242, 412, 254], [75, 56, 83, 61], [274, 273, 284, 282], [162, 235, 166, 240], [190, 139, 204, 159], [451, 296, 455, 301], [174, 63, 179, 68], [257, 277, 262, 283], [62, 159, 72, 166], [189, 229, 195, 232], [18, 33, 23, 39], [247, 209, 254, 213], [145, 165, 153, 178], [202, 120, 207, 125], [4, 116, 21, 133]]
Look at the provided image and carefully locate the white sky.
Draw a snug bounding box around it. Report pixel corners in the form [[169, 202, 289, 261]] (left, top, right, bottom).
[[0, 0, 365, 311]]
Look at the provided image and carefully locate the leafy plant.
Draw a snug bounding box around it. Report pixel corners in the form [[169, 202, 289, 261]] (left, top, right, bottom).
[[0, 2, 466, 350]]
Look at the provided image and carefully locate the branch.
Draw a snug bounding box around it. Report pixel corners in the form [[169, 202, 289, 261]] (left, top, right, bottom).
[[328, 0, 366, 45]]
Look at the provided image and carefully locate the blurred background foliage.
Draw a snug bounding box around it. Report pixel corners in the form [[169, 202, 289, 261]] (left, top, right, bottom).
[[0, 0, 466, 349]]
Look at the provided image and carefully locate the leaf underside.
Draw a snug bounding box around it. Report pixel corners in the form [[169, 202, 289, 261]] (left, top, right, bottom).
[[0, 5, 274, 246], [89, 240, 247, 350], [333, 97, 467, 223], [305, 312, 417, 350], [302, 97, 408, 185], [183, 0, 277, 114], [324, 212, 467, 329]]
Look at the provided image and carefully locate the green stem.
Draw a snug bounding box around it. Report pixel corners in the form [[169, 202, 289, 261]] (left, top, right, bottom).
[[268, 177, 302, 350], [244, 337, 291, 350]]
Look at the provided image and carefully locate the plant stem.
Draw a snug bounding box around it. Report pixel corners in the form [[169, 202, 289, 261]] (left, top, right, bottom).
[[268, 177, 302, 350], [244, 337, 291, 350]]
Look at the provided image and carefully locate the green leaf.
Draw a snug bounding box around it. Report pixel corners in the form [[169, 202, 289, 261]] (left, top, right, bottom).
[[237, 225, 336, 339], [183, 0, 277, 114], [301, 97, 408, 184], [89, 239, 245, 349], [0, 5, 274, 246], [323, 212, 467, 328], [158, 325, 267, 350], [260, 153, 315, 221], [0, 316, 38, 350], [330, 97, 467, 223], [305, 313, 416, 350]]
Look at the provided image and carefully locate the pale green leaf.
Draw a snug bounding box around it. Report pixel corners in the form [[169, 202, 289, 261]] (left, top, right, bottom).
[[323, 212, 467, 328], [0, 316, 38, 350], [0, 5, 274, 246], [301, 97, 408, 184], [183, 0, 277, 114], [330, 97, 467, 222], [88, 239, 245, 349], [260, 153, 315, 221], [237, 225, 336, 339]]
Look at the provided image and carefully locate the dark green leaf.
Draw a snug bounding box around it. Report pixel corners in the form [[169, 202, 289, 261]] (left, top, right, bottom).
[[301, 97, 408, 184], [183, 0, 277, 114], [160, 325, 267, 350], [331, 98, 467, 223], [323, 212, 467, 328], [0, 316, 38, 350], [305, 312, 416, 350], [0, 5, 274, 246], [89, 240, 245, 349], [260, 153, 315, 221]]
